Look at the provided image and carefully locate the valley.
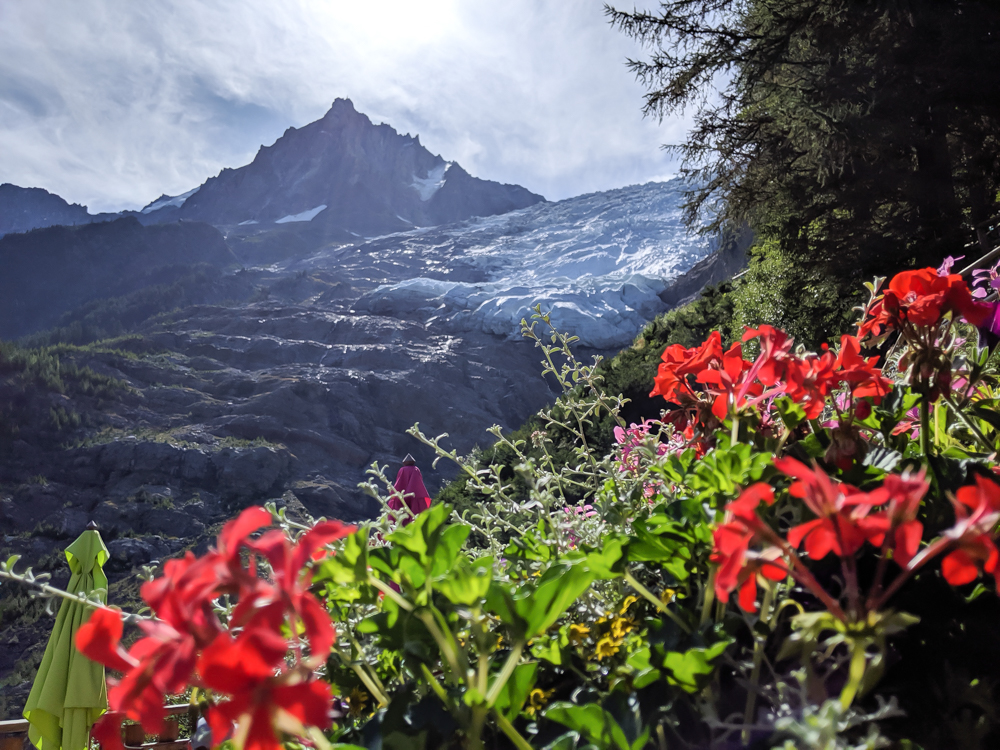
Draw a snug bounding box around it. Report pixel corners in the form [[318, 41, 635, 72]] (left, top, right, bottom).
[[0, 101, 734, 716]]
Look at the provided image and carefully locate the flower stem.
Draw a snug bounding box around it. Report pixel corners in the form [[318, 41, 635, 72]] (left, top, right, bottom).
[[486, 641, 525, 707], [943, 393, 995, 452], [624, 570, 691, 634], [700, 568, 717, 627], [742, 579, 774, 744], [492, 709, 534, 750], [368, 575, 414, 611], [920, 396, 932, 458]]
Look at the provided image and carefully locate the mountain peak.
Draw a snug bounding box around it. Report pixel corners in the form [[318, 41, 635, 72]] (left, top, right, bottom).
[[327, 97, 357, 114], [141, 101, 544, 234]]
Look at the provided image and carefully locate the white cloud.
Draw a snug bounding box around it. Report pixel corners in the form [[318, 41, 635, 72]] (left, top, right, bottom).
[[0, 0, 690, 213]]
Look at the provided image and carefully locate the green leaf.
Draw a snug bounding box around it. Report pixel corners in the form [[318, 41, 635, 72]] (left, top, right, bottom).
[[313, 528, 369, 585], [2, 555, 20, 572], [544, 703, 630, 750], [971, 403, 1000, 435], [429, 524, 471, 578], [625, 647, 661, 689], [661, 640, 731, 693], [386, 503, 453, 562], [435, 555, 493, 605], [492, 661, 538, 721], [530, 636, 563, 665], [775, 396, 807, 430], [518, 561, 596, 637], [584, 537, 625, 578]]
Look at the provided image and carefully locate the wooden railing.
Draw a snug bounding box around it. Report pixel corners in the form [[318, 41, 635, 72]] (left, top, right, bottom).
[[0, 705, 191, 750]]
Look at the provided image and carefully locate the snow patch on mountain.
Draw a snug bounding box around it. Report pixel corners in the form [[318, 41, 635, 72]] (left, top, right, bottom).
[[141, 187, 200, 214], [411, 162, 451, 201], [275, 205, 327, 224], [348, 180, 714, 350]]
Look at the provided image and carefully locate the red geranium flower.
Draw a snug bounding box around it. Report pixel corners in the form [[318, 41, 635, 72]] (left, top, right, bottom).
[[941, 475, 1000, 586], [859, 470, 929, 567], [696, 340, 758, 420], [76, 506, 355, 750], [651, 330, 724, 403], [775, 457, 887, 559], [710, 483, 788, 612], [835, 335, 892, 403], [859, 268, 989, 339]]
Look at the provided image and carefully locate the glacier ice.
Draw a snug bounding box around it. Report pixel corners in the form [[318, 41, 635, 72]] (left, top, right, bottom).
[[410, 163, 451, 201], [334, 180, 715, 350], [141, 187, 200, 214]]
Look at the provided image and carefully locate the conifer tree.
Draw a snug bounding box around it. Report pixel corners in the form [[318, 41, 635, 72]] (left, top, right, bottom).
[[609, 1, 1000, 343]]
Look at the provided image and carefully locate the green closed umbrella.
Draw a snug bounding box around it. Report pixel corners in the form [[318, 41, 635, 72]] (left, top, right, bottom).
[[23, 527, 110, 750]]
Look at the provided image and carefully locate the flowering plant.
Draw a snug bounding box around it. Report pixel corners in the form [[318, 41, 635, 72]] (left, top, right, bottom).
[[7, 269, 1000, 748]]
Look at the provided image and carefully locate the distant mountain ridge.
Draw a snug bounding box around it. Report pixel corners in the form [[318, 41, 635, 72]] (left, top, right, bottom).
[[0, 99, 544, 240], [0, 184, 92, 237], [138, 98, 545, 234]]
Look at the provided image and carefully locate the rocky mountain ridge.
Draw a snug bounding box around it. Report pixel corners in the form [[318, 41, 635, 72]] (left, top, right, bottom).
[[0, 184, 92, 237], [141, 99, 544, 233], [0, 100, 545, 242]]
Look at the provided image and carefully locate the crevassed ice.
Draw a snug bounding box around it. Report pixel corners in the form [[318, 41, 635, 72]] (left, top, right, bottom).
[[353, 180, 715, 350], [141, 187, 200, 214], [410, 162, 451, 201], [275, 205, 328, 224]]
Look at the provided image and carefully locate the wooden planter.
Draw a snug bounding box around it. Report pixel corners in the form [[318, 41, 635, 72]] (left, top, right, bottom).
[[0, 736, 25, 750], [123, 723, 145, 747], [158, 720, 179, 742]]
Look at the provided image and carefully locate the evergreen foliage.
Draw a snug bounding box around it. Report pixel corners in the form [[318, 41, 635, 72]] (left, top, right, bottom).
[[607, 0, 1000, 345]]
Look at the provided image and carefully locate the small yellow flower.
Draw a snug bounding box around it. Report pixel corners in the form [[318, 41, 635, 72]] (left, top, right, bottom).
[[610, 617, 635, 640], [660, 588, 676, 605], [567, 623, 591, 645], [619, 595, 638, 614], [525, 687, 555, 716], [594, 636, 621, 660], [346, 686, 369, 717]]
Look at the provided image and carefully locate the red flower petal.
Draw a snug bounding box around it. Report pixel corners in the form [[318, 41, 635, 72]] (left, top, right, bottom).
[[736, 574, 758, 613], [273, 680, 333, 729], [787, 519, 823, 550], [893, 521, 923, 567], [941, 549, 980, 586], [75, 608, 134, 674], [91, 712, 125, 750], [803, 521, 838, 560], [218, 506, 273, 559], [290, 520, 356, 576]]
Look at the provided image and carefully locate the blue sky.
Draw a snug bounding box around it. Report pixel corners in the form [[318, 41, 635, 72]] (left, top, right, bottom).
[[0, 0, 689, 213]]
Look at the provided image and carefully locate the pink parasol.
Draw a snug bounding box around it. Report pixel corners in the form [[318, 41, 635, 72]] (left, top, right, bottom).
[[388, 455, 431, 525]]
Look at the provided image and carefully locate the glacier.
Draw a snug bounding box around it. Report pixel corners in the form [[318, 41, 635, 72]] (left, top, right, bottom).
[[141, 187, 200, 214], [296, 179, 713, 350], [410, 162, 451, 201]]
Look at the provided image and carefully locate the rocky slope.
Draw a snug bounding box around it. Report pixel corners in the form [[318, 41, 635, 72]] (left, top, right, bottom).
[[0, 218, 238, 340]]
